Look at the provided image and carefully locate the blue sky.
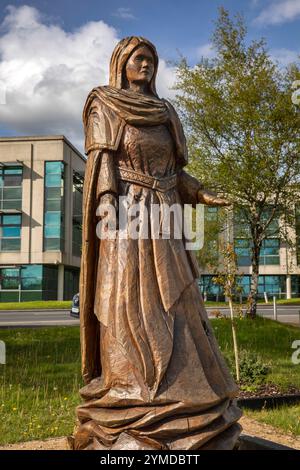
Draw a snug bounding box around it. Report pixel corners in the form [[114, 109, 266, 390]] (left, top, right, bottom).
[[1, 0, 300, 60], [0, 1, 299, 150]]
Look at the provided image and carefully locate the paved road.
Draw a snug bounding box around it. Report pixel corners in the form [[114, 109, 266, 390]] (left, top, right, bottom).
[[0, 309, 79, 328], [0, 305, 299, 328], [206, 305, 300, 326]]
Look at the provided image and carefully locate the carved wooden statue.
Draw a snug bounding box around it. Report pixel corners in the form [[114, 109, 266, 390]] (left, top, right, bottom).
[[73, 36, 242, 450]]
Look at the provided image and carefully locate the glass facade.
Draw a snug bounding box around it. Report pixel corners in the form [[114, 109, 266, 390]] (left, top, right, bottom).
[[0, 214, 21, 251], [234, 238, 280, 266], [0, 165, 22, 210], [72, 171, 83, 257], [296, 205, 300, 265], [198, 275, 225, 302], [234, 206, 279, 238], [234, 206, 280, 265], [44, 161, 65, 251], [64, 267, 80, 300], [199, 274, 292, 300], [0, 265, 58, 302], [237, 275, 286, 299], [291, 275, 300, 298]]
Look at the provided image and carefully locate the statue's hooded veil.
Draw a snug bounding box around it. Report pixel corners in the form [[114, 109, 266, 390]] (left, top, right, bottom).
[[109, 36, 159, 95], [79, 37, 188, 384]]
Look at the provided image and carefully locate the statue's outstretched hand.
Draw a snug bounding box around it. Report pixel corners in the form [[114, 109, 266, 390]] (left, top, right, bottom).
[[197, 189, 232, 207]]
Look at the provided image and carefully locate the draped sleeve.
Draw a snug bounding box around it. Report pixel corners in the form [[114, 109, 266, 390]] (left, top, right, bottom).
[[83, 89, 125, 154], [177, 169, 204, 208]]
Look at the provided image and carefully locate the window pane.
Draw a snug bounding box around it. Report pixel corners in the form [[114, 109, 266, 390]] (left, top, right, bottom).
[[21, 265, 42, 290], [3, 187, 22, 200], [44, 238, 60, 250], [45, 173, 62, 187], [4, 174, 22, 187], [1, 268, 19, 290], [46, 199, 61, 211], [45, 162, 63, 174], [4, 167, 22, 175], [45, 211, 60, 225], [1, 238, 21, 251], [3, 215, 21, 225], [46, 187, 62, 199], [2, 199, 22, 210], [3, 227, 20, 237], [45, 225, 60, 237]]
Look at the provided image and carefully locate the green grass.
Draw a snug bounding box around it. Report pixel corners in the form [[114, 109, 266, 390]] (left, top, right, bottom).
[[212, 317, 300, 390], [245, 405, 300, 436], [0, 301, 72, 310], [0, 327, 82, 444], [272, 298, 300, 305], [0, 298, 298, 311], [0, 318, 299, 444]]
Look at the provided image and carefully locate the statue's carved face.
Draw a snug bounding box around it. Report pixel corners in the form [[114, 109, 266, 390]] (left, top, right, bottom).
[[125, 45, 155, 86]]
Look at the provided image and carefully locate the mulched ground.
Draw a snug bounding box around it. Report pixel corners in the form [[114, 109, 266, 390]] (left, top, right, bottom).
[[238, 383, 300, 399]]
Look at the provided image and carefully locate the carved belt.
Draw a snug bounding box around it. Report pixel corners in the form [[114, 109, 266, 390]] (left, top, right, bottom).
[[116, 166, 177, 193]]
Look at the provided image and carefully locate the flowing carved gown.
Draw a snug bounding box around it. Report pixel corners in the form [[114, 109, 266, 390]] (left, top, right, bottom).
[[74, 123, 242, 450]]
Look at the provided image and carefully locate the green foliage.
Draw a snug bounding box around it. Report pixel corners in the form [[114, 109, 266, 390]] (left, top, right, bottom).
[[233, 350, 269, 386], [174, 7, 300, 314]]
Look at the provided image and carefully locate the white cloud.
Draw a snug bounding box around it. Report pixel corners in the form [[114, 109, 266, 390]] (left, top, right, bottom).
[[113, 7, 136, 20], [270, 47, 300, 66], [254, 0, 300, 25], [196, 43, 215, 59], [0, 5, 175, 153]]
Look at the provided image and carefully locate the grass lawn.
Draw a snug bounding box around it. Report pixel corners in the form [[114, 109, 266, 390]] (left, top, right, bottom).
[[213, 317, 300, 390], [275, 298, 300, 305], [0, 327, 81, 444], [0, 317, 299, 444], [245, 405, 300, 436], [0, 298, 298, 311], [0, 300, 72, 310]]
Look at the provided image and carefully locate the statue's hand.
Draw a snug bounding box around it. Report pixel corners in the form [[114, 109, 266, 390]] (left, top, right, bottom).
[[197, 189, 232, 207], [97, 192, 118, 227], [98, 192, 118, 211]]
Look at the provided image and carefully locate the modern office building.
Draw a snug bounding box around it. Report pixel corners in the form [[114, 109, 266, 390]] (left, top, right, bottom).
[[199, 206, 300, 301], [0, 135, 85, 301]]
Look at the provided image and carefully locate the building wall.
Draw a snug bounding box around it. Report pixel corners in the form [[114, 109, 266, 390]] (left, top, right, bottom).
[[0, 136, 86, 301], [198, 207, 300, 300]]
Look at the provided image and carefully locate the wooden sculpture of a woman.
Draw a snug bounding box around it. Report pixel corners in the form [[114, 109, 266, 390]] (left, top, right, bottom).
[[73, 36, 242, 450]]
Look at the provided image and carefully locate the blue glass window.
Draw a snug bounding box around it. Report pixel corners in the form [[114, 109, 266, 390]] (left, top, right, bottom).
[[0, 166, 23, 210], [44, 161, 65, 251], [235, 238, 280, 266], [72, 171, 83, 257], [0, 214, 21, 252]]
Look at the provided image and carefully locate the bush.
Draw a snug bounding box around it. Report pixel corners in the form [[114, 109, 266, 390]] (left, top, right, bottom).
[[239, 351, 270, 385], [226, 350, 270, 386]]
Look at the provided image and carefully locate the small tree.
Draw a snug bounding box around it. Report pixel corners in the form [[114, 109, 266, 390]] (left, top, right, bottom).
[[213, 243, 241, 382], [174, 8, 300, 317]]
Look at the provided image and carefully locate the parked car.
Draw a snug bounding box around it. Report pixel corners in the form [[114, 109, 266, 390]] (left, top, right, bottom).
[[70, 292, 80, 318]]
